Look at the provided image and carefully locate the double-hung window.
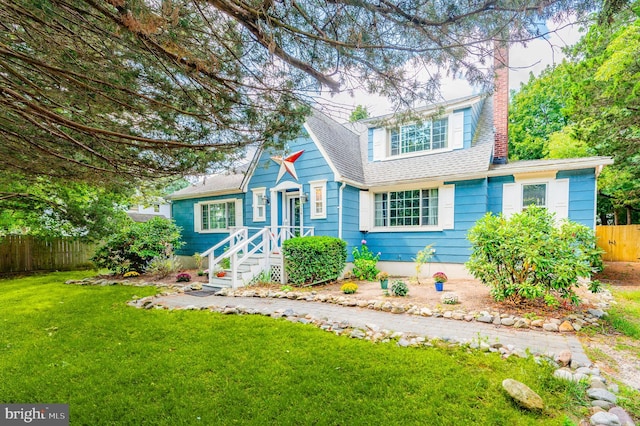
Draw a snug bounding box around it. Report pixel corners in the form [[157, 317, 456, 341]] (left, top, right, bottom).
[[390, 118, 448, 156], [522, 184, 547, 208], [309, 180, 326, 219], [200, 201, 236, 231], [374, 189, 439, 227]]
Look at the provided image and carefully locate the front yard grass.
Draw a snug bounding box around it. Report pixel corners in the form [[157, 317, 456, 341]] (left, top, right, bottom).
[[1, 272, 589, 425]]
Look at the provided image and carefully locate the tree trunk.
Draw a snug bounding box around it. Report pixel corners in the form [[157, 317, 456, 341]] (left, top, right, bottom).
[[614, 210, 619, 225], [627, 207, 632, 225]]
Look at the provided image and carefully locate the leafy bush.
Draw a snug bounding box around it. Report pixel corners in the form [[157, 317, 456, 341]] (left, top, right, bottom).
[[390, 280, 409, 297], [341, 282, 358, 294], [145, 255, 182, 279], [91, 217, 184, 274], [441, 293, 459, 305], [283, 236, 346, 286], [466, 206, 604, 307], [176, 272, 191, 282], [351, 239, 380, 280]]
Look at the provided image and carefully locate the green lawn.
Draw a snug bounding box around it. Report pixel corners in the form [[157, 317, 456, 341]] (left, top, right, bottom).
[[606, 288, 640, 339], [1, 272, 588, 425]]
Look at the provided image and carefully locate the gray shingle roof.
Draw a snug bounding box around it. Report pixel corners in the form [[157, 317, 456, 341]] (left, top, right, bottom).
[[305, 109, 364, 183], [167, 172, 244, 199]]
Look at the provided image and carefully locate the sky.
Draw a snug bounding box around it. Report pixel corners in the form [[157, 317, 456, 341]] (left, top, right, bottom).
[[319, 18, 585, 121]]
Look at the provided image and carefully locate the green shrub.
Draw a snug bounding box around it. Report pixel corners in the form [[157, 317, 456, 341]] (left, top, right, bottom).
[[91, 217, 184, 274], [351, 240, 380, 280], [283, 236, 347, 286], [391, 280, 409, 297], [341, 282, 358, 294], [466, 206, 603, 307], [145, 255, 182, 279]]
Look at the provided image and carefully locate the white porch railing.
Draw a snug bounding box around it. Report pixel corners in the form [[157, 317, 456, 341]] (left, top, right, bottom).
[[270, 226, 315, 250], [201, 225, 314, 288]]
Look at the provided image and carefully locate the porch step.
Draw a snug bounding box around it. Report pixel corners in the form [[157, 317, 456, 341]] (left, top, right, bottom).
[[204, 275, 232, 288]]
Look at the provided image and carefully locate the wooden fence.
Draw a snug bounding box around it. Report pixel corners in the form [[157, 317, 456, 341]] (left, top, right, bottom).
[[596, 225, 640, 262], [0, 235, 95, 274]]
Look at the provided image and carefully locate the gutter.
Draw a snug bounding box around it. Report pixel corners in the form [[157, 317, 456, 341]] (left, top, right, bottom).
[[338, 182, 346, 239]]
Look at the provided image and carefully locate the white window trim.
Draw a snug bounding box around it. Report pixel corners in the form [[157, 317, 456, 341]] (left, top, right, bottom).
[[364, 184, 454, 232], [389, 117, 450, 157], [502, 176, 569, 220], [309, 180, 327, 219], [251, 187, 266, 222], [194, 198, 242, 234]]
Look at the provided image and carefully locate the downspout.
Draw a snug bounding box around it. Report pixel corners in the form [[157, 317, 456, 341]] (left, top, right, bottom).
[[338, 181, 346, 239]]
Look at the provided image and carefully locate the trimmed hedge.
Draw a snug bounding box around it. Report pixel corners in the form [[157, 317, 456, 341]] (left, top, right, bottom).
[[282, 236, 346, 286]]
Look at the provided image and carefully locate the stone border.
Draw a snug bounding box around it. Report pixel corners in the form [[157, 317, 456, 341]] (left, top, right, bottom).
[[211, 286, 614, 334], [65, 277, 614, 334]]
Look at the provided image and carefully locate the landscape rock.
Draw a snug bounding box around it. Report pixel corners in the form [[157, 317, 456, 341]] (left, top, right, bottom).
[[556, 350, 572, 367], [587, 388, 617, 404], [608, 407, 635, 426], [588, 309, 606, 319], [553, 369, 575, 382], [590, 411, 621, 426], [501, 379, 544, 410], [500, 317, 515, 326], [559, 321, 575, 332], [592, 400, 613, 410], [543, 322, 559, 332]]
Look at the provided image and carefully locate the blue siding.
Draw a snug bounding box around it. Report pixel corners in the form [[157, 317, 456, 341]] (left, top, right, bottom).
[[341, 185, 363, 261], [172, 194, 244, 256], [487, 175, 514, 215], [558, 168, 597, 228], [363, 179, 488, 265], [245, 135, 340, 235]]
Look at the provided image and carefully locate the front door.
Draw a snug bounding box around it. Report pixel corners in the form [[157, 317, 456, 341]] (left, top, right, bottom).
[[284, 193, 302, 238]]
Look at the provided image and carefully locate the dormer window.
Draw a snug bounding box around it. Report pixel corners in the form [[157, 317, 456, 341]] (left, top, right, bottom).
[[390, 118, 448, 156]]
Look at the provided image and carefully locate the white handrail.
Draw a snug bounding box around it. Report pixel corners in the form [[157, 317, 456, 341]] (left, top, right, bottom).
[[201, 228, 246, 258]]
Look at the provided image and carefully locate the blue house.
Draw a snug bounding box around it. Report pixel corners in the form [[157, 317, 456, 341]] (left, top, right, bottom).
[[169, 65, 611, 288]]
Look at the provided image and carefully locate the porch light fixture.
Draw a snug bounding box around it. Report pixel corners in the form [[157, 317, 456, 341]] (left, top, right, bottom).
[[258, 194, 270, 205], [300, 193, 309, 203]]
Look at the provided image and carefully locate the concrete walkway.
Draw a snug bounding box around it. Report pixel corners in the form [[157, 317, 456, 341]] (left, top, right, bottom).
[[154, 293, 590, 365]]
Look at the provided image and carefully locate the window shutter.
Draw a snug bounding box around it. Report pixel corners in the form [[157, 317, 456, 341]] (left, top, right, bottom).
[[439, 185, 455, 229], [449, 111, 464, 149], [359, 191, 370, 231], [194, 203, 202, 232], [372, 128, 386, 161], [549, 179, 569, 220], [234, 199, 244, 227], [502, 183, 520, 218]]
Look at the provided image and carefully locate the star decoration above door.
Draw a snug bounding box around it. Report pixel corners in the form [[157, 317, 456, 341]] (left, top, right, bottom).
[[271, 150, 304, 183]]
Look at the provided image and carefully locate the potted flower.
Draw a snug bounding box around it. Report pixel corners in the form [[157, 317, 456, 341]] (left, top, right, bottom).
[[377, 271, 390, 289], [432, 272, 448, 292], [216, 270, 226, 278]]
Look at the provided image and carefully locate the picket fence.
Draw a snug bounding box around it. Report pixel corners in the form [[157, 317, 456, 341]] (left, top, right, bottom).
[[0, 235, 95, 274]]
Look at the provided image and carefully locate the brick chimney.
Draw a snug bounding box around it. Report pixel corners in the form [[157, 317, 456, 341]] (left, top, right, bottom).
[[493, 41, 509, 165]]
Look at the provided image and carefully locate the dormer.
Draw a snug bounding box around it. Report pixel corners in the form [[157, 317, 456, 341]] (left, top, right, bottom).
[[365, 95, 484, 163]]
